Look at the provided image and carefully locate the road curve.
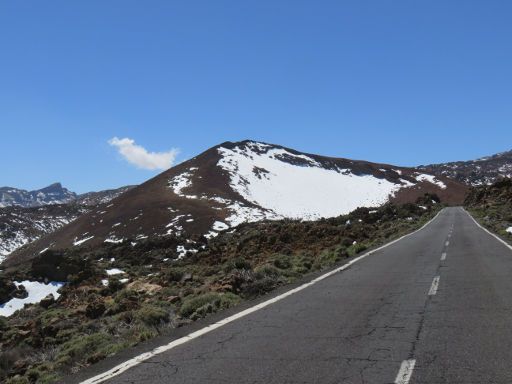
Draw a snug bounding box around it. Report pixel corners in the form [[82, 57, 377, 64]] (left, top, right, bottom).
[[72, 207, 512, 384]]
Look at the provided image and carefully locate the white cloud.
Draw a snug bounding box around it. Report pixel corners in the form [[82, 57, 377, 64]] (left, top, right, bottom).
[[108, 137, 179, 170]]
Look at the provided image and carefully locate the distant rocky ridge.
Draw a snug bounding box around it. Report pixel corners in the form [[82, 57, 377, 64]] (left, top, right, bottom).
[[0, 185, 134, 262], [419, 149, 512, 186], [0, 183, 134, 208], [0, 204, 87, 262], [0, 183, 76, 208]]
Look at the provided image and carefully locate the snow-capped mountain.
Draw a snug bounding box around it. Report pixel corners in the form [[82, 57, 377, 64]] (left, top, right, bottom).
[[0, 186, 134, 262], [0, 183, 76, 208], [419, 149, 512, 186], [4, 140, 468, 266], [0, 204, 87, 263], [0, 183, 134, 208]]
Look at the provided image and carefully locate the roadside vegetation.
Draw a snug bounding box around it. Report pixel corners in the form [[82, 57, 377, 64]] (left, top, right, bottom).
[[0, 197, 441, 383], [464, 178, 512, 242]]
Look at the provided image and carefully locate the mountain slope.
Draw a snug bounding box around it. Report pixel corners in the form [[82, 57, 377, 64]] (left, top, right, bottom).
[[0, 204, 87, 263], [0, 186, 134, 262], [4, 140, 468, 266], [76, 186, 135, 206], [419, 149, 512, 186], [464, 178, 512, 239]]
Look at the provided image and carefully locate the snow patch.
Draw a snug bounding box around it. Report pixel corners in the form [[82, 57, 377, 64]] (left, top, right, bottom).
[[169, 169, 198, 199], [414, 173, 447, 189], [106, 268, 125, 275], [73, 235, 94, 246], [212, 221, 229, 231], [176, 245, 198, 259], [0, 281, 64, 317], [104, 236, 124, 244], [217, 144, 404, 220]]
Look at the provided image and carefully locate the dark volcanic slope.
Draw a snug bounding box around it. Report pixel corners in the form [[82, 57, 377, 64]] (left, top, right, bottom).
[[5, 140, 468, 266], [76, 186, 135, 206], [419, 149, 512, 186]]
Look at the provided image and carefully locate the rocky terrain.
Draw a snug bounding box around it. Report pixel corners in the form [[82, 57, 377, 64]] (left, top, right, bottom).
[[75, 186, 134, 206], [0, 198, 440, 384], [0, 183, 133, 209], [0, 205, 88, 264], [4, 140, 467, 267], [419, 149, 512, 186], [0, 185, 133, 263], [0, 183, 76, 208], [464, 178, 512, 239]]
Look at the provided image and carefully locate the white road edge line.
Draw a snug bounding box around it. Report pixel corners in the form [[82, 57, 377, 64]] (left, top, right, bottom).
[[428, 276, 440, 295], [395, 359, 416, 384], [464, 208, 512, 252], [79, 210, 444, 384], [445, 240, 450, 246], [441, 252, 447, 261]]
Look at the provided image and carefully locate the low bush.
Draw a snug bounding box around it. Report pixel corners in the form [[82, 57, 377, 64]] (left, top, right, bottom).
[[135, 304, 170, 326], [179, 292, 240, 318]]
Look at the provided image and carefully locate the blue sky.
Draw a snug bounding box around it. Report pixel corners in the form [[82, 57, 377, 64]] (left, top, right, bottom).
[[1, 1, 511, 193]]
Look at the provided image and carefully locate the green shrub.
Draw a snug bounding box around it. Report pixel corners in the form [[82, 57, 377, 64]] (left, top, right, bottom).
[[347, 242, 368, 257], [232, 258, 252, 270], [56, 333, 111, 367], [39, 308, 69, 327], [314, 249, 339, 268], [5, 375, 30, 384], [272, 254, 292, 269], [25, 363, 58, 384], [165, 268, 184, 282], [254, 264, 280, 279], [244, 276, 281, 297], [354, 243, 368, 254], [0, 316, 8, 331], [179, 293, 220, 317], [107, 278, 124, 292], [223, 258, 251, 273], [179, 293, 240, 318], [135, 305, 169, 326], [127, 324, 158, 342]]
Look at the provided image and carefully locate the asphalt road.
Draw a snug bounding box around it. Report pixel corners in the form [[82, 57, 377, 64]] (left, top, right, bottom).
[[76, 207, 512, 384]]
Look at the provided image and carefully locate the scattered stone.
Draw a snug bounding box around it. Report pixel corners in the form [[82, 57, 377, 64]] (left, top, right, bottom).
[[127, 281, 162, 294], [181, 273, 193, 282], [167, 295, 180, 304], [39, 294, 55, 309], [12, 285, 28, 299]]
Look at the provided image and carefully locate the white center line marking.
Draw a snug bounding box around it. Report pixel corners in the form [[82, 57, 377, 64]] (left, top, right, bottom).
[[445, 240, 450, 247], [428, 276, 440, 295], [395, 359, 416, 384], [441, 252, 447, 261]]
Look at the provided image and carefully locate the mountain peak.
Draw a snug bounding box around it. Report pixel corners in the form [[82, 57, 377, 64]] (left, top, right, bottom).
[[6, 141, 468, 265], [0, 183, 76, 208]]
